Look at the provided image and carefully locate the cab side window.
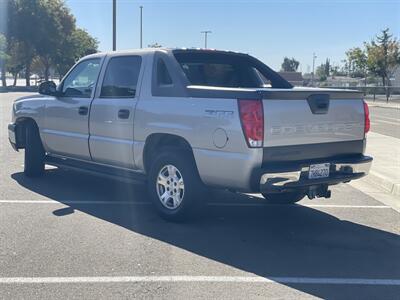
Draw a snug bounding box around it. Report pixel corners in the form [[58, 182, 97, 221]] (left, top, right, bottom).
[[157, 59, 173, 86], [101, 56, 142, 98], [62, 58, 101, 98]]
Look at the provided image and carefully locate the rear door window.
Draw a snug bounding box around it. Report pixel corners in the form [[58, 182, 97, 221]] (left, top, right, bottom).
[[101, 56, 142, 98]]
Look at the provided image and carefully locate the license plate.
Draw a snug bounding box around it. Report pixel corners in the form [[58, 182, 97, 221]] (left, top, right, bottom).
[[309, 163, 330, 179]]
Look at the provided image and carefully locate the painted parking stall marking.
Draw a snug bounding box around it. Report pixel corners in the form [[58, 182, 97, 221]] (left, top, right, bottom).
[[0, 276, 399, 286], [0, 199, 392, 209]]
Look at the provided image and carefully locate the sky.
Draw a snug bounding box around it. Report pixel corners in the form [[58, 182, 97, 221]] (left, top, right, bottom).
[[65, 0, 400, 72]]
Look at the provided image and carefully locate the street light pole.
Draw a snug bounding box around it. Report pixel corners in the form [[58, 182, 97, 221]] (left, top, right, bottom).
[[140, 6, 143, 48], [112, 0, 116, 51], [201, 30, 211, 48], [311, 52, 317, 87]]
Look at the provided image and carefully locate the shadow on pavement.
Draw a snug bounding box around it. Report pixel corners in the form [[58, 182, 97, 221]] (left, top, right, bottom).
[[12, 169, 400, 299]]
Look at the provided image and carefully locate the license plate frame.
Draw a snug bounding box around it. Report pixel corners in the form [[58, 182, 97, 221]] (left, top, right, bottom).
[[309, 163, 330, 179]]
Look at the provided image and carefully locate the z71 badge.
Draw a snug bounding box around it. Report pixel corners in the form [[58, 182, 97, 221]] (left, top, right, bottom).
[[204, 110, 234, 119]]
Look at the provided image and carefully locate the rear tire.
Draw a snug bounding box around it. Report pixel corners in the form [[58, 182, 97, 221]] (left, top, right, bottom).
[[261, 191, 305, 204], [24, 123, 45, 177], [147, 148, 205, 222]]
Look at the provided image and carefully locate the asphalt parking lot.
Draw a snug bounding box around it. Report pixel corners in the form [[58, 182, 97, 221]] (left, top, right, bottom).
[[369, 106, 400, 139], [1, 93, 400, 299]]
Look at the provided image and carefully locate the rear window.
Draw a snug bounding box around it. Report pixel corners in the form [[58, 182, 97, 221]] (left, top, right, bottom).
[[173, 51, 290, 89]]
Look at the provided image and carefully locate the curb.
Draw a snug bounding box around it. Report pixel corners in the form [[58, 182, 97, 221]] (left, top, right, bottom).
[[365, 101, 400, 110], [365, 170, 400, 198], [0, 87, 38, 93], [367, 104, 400, 110]]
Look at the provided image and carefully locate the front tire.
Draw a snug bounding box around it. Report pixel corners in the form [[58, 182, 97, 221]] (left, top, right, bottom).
[[261, 191, 305, 204], [24, 124, 45, 177], [147, 149, 204, 221]]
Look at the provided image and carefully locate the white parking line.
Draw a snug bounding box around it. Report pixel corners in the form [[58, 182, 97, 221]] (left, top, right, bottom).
[[208, 203, 390, 209], [0, 200, 150, 205], [0, 200, 390, 209], [0, 275, 399, 285]]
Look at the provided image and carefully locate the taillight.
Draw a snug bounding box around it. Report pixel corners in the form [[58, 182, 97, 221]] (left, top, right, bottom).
[[238, 99, 264, 148], [363, 100, 370, 134]]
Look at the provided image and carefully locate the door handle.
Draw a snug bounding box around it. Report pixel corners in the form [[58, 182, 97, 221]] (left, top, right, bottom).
[[78, 106, 89, 115], [307, 94, 330, 114], [118, 109, 130, 119]]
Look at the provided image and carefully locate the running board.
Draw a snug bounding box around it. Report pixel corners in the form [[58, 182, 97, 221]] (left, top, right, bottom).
[[45, 156, 147, 184]]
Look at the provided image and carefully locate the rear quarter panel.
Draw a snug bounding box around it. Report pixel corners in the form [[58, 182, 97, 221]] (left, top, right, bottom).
[[133, 95, 262, 190]]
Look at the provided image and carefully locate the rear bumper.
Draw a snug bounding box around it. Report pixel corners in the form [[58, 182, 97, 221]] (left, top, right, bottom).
[[252, 155, 372, 193], [8, 123, 18, 151]]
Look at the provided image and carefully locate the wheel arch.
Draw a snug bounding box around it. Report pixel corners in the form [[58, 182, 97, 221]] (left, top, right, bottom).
[[143, 133, 198, 175], [14, 117, 39, 149]]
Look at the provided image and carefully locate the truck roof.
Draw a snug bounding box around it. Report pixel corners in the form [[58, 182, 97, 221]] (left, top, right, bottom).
[[82, 47, 293, 89], [84, 47, 248, 59]]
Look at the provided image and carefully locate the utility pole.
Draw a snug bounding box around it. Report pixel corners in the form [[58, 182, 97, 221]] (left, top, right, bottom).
[[201, 30, 211, 48], [112, 0, 116, 51], [311, 52, 317, 87], [140, 6, 143, 48]]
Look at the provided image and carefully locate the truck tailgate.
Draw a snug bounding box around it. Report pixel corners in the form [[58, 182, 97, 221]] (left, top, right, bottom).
[[263, 98, 365, 147]]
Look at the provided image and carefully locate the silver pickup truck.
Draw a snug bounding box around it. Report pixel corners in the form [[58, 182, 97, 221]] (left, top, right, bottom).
[[9, 48, 372, 220]]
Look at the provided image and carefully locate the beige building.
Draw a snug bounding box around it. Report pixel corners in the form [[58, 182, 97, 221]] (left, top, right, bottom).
[[278, 72, 304, 86]]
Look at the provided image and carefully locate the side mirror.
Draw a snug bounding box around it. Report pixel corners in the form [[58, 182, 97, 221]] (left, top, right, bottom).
[[38, 81, 57, 96]]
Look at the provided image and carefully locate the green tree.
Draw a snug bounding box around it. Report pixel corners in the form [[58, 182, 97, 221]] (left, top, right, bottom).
[[6, 38, 26, 86], [0, 33, 8, 87], [34, 0, 75, 81], [315, 59, 331, 81], [54, 28, 98, 79], [316, 64, 327, 81], [366, 28, 400, 101], [330, 64, 346, 77], [71, 29, 98, 58], [5, 0, 98, 85], [148, 42, 162, 48], [281, 57, 300, 72], [7, 0, 42, 86], [324, 58, 330, 77], [346, 47, 368, 85]]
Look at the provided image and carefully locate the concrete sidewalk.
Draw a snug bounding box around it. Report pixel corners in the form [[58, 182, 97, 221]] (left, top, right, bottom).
[[361, 131, 400, 197], [365, 99, 400, 109]]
